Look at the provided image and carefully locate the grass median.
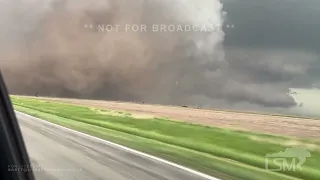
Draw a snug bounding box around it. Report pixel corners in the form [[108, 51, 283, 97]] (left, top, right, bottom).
[[11, 96, 320, 180]]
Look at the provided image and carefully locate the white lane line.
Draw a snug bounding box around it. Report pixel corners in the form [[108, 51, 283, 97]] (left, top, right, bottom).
[[15, 111, 221, 180]]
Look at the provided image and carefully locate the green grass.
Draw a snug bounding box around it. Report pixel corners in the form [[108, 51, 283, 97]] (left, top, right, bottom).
[[11, 96, 320, 180]]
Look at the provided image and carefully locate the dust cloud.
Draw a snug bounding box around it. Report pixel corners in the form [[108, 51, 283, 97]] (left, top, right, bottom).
[[0, 0, 299, 108]]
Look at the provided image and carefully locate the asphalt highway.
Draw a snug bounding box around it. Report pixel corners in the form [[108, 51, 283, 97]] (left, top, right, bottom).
[[16, 112, 218, 180]]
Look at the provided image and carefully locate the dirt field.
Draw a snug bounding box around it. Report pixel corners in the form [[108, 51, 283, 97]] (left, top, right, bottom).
[[28, 96, 320, 139]]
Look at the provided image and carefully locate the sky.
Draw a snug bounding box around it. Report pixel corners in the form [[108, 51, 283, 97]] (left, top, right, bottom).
[[0, 0, 319, 117], [221, 0, 320, 116], [289, 88, 320, 117]]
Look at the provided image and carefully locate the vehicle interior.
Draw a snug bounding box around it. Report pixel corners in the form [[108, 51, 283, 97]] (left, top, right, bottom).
[[0, 71, 35, 180]]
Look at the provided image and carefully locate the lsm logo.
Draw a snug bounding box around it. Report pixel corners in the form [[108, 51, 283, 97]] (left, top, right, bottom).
[[265, 147, 311, 171]]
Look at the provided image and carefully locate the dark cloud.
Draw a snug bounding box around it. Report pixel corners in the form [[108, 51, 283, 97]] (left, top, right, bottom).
[[221, 0, 320, 102], [1, 0, 319, 109], [222, 0, 320, 51]]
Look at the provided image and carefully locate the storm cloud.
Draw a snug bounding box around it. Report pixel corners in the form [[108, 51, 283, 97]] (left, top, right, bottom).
[[1, 0, 319, 109]]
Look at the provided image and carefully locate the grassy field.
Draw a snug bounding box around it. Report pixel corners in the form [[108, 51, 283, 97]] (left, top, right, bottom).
[[11, 96, 320, 180]]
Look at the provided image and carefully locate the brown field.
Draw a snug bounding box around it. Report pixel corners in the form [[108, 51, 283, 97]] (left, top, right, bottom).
[[26, 96, 320, 139]]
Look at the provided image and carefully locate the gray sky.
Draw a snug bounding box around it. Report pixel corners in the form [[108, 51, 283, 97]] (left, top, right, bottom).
[[0, 0, 319, 116], [289, 88, 320, 117], [220, 0, 320, 115]]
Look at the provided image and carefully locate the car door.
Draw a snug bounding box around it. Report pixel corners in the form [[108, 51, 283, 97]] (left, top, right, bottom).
[[0, 70, 35, 180]]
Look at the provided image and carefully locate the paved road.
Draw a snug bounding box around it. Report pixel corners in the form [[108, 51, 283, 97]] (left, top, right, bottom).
[[16, 112, 216, 180]]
